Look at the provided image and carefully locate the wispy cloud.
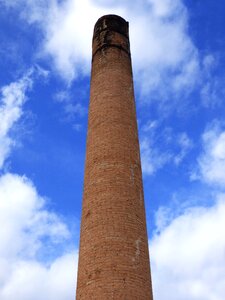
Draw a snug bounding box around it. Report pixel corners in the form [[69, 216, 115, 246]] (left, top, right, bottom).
[[140, 121, 193, 175], [0, 72, 32, 169], [140, 136, 171, 175], [54, 90, 86, 120], [192, 120, 225, 187], [174, 133, 193, 166], [200, 55, 225, 108], [0, 66, 49, 169]]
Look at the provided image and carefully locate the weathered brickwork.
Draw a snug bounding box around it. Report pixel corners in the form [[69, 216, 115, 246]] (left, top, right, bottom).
[[76, 15, 154, 300]]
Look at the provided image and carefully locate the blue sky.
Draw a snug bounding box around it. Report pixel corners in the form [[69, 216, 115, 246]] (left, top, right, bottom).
[[0, 0, 225, 299]]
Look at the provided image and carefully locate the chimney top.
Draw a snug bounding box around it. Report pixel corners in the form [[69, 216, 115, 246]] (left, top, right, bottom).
[[93, 14, 129, 39]]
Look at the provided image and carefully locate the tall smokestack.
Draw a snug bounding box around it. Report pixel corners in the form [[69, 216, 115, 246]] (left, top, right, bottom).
[[76, 15, 154, 299]]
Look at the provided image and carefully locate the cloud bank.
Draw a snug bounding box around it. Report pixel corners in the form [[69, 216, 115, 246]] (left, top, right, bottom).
[[151, 194, 225, 300], [150, 119, 225, 300], [0, 173, 76, 300]]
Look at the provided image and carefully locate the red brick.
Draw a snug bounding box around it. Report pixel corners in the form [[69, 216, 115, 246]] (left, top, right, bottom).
[[76, 15, 154, 300]]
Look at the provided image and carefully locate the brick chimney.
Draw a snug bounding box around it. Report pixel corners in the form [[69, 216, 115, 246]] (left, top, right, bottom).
[[76, 15, 154, 299]]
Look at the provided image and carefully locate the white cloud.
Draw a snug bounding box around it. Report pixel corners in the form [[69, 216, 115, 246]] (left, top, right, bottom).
[[0, 69, 77, 299], [42, 0, 113, 81], [200, 55, 225, 107], [0, 72, 32, 169], [1, 0, 200, 98], [0, 77, 77, 295], [54, 90, 87, 122], [1, 253, 76, 300], [0, 66, 49, 170], [196, 121, 225, 187], [140, 123, 193, 175], [174, 132, 193, 165], [0, 173, 77, 300], [0, 173, 70, 259], [140, 137, 171, 175], [151, 194, 225, 300]]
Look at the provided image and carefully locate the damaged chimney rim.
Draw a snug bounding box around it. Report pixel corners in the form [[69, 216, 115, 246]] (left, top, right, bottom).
[[93, 14, 129, 39]]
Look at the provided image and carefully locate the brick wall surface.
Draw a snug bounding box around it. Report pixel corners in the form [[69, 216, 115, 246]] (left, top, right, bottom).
[[76, 15, 154, 300]]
